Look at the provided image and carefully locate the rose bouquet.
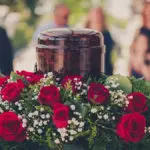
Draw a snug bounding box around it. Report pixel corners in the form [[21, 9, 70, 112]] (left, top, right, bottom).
[[0, 71, 150, 150]]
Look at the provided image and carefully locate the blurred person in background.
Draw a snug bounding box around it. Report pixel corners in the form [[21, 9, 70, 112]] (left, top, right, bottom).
[[142, 0, 150, 31], [129, 0, 150, 79], [0, 26, 13, 76], [129, 31, 149, 78], [142, 51, 150, 80], [33, 3, 70, 42], [85, 7, 115, 75]]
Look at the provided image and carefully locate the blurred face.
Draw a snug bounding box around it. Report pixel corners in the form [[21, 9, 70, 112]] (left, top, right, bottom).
[[143, 3, 150, 28], [88, 8, 104, 31], [54, 7, 70, 26]]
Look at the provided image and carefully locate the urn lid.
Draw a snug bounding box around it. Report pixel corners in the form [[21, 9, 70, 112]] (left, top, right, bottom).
[[37, 28, 105, 50]]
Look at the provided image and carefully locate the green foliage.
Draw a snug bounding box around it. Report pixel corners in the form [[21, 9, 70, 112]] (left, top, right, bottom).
[[11, 22, 35, 50], [57, 0, 91, 25], [46, 128, 62, 150], [130, 77, 150, 98], [64, 144, 85, 150]]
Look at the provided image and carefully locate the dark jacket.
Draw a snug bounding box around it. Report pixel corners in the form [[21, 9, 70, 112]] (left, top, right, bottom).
[[0, 27, 13, 75], [102, 30, 114, 75]]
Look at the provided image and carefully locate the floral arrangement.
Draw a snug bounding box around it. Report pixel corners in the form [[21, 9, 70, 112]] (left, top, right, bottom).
[[0, 70, 150, 150]]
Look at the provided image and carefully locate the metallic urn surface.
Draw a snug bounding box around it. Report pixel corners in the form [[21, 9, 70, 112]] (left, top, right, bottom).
[[36, 28, 105, 76]]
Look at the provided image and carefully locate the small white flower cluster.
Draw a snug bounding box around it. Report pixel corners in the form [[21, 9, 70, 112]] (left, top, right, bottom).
[[41, 72, 54, 85], [44, 72, 53, 78], [80, 83, 88, 96], [55, 119, 85, 144], [0, 99, 14, 112], [145, 127, 149, 133], [31, 95, 38, 101], [97, 111, 115, 122], [110, 90, 126, 107], [91, 108, 98, 114], [106, 78, 119, 89], [15, 101, 24, 111], [90, 106, 115, 122], [73, 79, 82, 91], [26, 107, 51, 138], [54, 106, 85, 144]]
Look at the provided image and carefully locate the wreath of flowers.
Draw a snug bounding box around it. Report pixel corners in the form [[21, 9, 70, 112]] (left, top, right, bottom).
[[0, 70, 150, 150]]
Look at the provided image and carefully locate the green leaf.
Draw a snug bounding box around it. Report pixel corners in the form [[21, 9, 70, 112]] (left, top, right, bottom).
[[35, 105, 52, 113], [92, 139, 106, 150], [130, 77, 150, 98], [64, 144, 85, 150], [10, 72, 24, 81], [80, 105, 89, 118]]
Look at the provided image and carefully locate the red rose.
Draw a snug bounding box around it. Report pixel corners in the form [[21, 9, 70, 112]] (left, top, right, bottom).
[[52, 103, 69, 128], [16, 70, 43, 84], [0, 111, 26, 142], [116, 113, 146, 143], [61, 76, 82, 93], [1, 80, 24, 102], [38, 85, 60, 107], [88, 82, 110, 104], [126, 92, 148, 113], [0, 77, 8, 87]]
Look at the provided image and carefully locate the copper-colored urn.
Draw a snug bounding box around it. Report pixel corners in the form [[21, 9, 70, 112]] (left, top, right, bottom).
[[36, 28, 105, 77]]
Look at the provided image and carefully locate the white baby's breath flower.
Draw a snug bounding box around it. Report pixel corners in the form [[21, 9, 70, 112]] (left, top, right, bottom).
[[79, 122, 85, 128], [18, 114, 22, 119], [56, 78, 60, 81], [107, 107, 110, 110], [46, 114, 50, 118], [41, 114, 45, 119], [128, 96, 133, 99], [40, 107, 44, 112], [78, 128, 82, 132], [22, 118, 27, 123], [28, 113, 33, 118], [28, 127, 34, 132], [98, 115, 102, 119], [74, 121, 79, 125], [68, 120, 72, 124], [103, 114, 109, 120], [54, 139, 60, 144], [70, 105, 76, 110], [39, 121, 43, 126], [91, 108, 98, 114], [0, 108, 3, 113], [47, 72, 53, 77], [43, 121, 47, 125], [69, 136, 74, 141], [50, 81, 54, 84], [26, 137, 29, 140], [22, 123, 26, 128], [53, 133, 56, 136], [62, 128, 67, 133], [70, 130, 77, 135], [112, 116, 115, 120], [15, 102, 19, 105], [6, 106, 9, 110], [18, 106, 22, 110], [38, 129, 43, 134], [33, 120, 38, 126], [77, 87, 80, 90], [57, 128, 61, 132], [34, 111, 39, 116], [79, 115, 82, 119]]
